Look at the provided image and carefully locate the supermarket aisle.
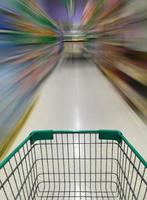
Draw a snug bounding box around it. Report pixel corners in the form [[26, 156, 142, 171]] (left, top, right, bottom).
[[10, 58, 147, 159]]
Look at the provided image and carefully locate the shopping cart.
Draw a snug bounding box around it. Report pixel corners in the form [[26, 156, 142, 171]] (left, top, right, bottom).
[[0, 130, 147, 199]]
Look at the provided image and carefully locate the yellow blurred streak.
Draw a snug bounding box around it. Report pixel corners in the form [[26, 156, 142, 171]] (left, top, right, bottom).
[[0, 9, 56, 36], [81, 1, 97, 26], [14, 21, 56, 36], [96, 1, 122, 22], [0, 97, 39, 161]]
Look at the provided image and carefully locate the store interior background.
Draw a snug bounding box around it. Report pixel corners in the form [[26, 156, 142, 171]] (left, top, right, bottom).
[[0, 0, 147, 160]]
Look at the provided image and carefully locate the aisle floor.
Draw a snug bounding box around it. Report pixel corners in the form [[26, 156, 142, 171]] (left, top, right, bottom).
[[10, 58, 147, 159]]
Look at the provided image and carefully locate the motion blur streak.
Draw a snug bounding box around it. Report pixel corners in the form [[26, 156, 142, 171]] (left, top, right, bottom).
[[0, 0, 63, 155], [0, 0, 147, 156]]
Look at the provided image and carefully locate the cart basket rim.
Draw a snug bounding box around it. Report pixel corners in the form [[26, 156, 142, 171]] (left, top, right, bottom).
[[0, 129, 147, 169]]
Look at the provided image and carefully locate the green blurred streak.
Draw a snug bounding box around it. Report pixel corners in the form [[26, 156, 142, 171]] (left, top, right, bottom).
[[1, 31, 57, 45], [15, 1, 58, 31], [63, 0, 70, 7], [85, 0, 106, 28]]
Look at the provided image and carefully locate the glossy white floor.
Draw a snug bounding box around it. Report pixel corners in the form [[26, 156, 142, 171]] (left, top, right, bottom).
[[1, 58, 146, 199], [10, 58, 147, 159]]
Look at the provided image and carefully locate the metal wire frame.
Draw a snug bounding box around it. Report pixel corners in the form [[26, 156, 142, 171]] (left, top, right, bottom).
[[0, 132, 147, 200]]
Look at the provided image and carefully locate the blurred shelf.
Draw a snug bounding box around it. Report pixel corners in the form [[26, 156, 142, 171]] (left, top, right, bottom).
[[96, 44, 147, 86], [97, 63, 147, 120], [114, 60, 147, 86]]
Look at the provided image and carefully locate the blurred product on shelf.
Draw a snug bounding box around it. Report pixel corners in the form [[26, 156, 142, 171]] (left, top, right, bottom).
[[0, 0, 63, 158]]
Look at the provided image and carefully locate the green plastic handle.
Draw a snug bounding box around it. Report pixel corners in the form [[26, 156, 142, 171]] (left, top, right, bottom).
[[29, 129, 123, 143], [0, 130, 146, 169], [30, 130, 54, 144], [98, 130, 123, 143]]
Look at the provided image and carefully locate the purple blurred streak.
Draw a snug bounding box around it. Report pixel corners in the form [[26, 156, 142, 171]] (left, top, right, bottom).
[[37, 0, 87, 25]]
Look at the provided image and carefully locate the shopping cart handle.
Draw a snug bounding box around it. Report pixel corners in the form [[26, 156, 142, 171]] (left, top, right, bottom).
[[98, 130, 123, 143], [29, 129, 123, 144], [30, 130, 54, 144]]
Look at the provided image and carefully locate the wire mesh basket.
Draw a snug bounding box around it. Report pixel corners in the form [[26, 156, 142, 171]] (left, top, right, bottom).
[[0, 130, 147, 199]]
